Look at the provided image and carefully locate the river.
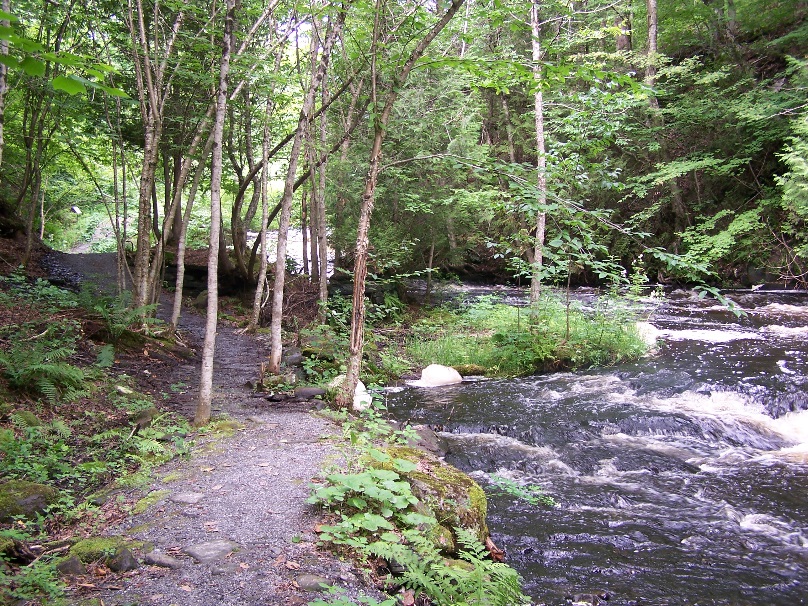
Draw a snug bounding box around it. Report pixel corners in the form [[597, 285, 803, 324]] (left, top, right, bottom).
[[384, 288, 808, 605]]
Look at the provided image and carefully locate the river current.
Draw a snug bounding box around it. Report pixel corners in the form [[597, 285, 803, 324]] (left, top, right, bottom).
[[384, 289, 808, 605]]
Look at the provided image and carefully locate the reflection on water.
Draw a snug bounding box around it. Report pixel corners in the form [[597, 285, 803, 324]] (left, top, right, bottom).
[[385, 289, 808, 605]]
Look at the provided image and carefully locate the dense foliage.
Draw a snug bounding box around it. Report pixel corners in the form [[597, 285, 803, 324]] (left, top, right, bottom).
[[0, 0, 803, 290]]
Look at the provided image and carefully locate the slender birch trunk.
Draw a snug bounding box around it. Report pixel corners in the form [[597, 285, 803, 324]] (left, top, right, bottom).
[[170, 132, 215, 332], [249, 92, 276, 330], [0, 0, 9, 174], [529, 0, 546, 305], [195, 0, 235, 427], [267, 9, 343, 374], [315, 81, 330, 305]]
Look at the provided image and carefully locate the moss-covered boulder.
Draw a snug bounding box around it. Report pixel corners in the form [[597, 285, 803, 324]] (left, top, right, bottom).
[[0, 480, 59, 522], [69, 537, 144, 564], [379, 446, 489, 554]]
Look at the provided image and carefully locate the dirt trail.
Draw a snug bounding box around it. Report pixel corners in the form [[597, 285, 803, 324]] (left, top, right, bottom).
[[42, 252, 381, 606]]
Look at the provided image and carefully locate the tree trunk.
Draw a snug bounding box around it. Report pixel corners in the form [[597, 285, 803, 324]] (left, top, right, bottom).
[[334, 79, 365, 269], [615, 9, 631, 51], [170, 132, 215, 332], [267, 10, 343, 374], [500, 94, 517, 164], [529, 0, 546, 305], [301, 190, 310, 275], [337, 0, 467, 408], [0, 0, 9, 174], [306, 149, 320, 281], [645, 0, 658, 106], [250, 91, 276, 330], [315, 82, 330, 306], [128, 0, 185, 310], [195, 0, 235, 427]]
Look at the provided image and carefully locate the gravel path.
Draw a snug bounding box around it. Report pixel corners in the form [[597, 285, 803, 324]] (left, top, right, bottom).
[[41, 252, 383, 606]]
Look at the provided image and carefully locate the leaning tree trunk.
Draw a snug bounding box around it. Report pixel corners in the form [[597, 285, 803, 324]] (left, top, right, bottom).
[[195, 0, 235, 427], [337, 0, 467, 409]]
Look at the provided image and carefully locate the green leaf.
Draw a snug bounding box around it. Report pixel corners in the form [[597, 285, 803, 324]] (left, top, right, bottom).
[[52, 75, 86, 95], [368, 448, 391, 462], [347, 496, 367, 509], [96, 83, 129, 98], [378, 532, 401, 544], [349, 512, 394, 532], [8, 34, 43, 53], [0, 54, 19, 69], [392, 458, 418, 472], [20, 56, 44, 76]]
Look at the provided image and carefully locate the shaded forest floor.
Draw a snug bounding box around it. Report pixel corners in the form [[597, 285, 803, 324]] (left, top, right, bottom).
[[0, 236, 388, 605]]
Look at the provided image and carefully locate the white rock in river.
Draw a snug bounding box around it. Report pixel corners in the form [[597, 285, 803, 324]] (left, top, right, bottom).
[[636, 321, 660, 348], [408, 364, 463, 387]]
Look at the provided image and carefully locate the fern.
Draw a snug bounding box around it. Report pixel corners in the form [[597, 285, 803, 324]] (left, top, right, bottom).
[[78, 288, 161, 347], [366, 529, 529, 606], [95, 343, 115, 368], [0, 330, 86, 404], [47, 419, 72, 439]]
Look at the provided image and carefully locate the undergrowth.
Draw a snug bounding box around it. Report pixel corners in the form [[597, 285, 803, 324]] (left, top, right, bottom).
[[0, 271, 191, 604], [309, 404, 533, 606]]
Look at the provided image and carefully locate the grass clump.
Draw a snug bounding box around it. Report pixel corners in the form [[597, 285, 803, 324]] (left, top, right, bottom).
[[406, 292, 648, 376]]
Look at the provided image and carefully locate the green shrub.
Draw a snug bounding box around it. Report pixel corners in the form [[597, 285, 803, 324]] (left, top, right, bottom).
[[406, 292, 647, 376]]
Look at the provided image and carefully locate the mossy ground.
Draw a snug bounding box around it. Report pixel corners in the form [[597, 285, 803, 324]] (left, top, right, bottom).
[[69, 537, 145, 563], [132, 489, 170, 514], [381, 446, 489, 544]]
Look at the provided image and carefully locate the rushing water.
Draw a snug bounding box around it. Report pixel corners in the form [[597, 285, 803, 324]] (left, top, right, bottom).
[[384, 289, 808, 605]]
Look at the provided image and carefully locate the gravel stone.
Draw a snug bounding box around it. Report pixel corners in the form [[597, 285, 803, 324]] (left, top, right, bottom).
[[170, 492, 205, 504], [143, 552, 183, 569]]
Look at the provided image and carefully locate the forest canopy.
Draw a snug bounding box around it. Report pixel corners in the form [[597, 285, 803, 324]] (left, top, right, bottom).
[[0, 0, 805, 287]]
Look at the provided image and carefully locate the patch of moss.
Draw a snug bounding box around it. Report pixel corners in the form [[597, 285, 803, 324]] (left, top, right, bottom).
[[206, 417, 245, 436], [159, 471, 185, 484], [69, 537, 143, 563], [379, 446, 489, 545], [13, 409, 41, 427], [451, 364, 489, 376], [0, 479, 59, 522], [132, 489, 170, 514], [0, 535, 14, 555]]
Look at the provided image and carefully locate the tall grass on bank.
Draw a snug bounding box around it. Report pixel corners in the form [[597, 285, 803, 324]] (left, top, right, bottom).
[[406, 293, 648, 376]]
